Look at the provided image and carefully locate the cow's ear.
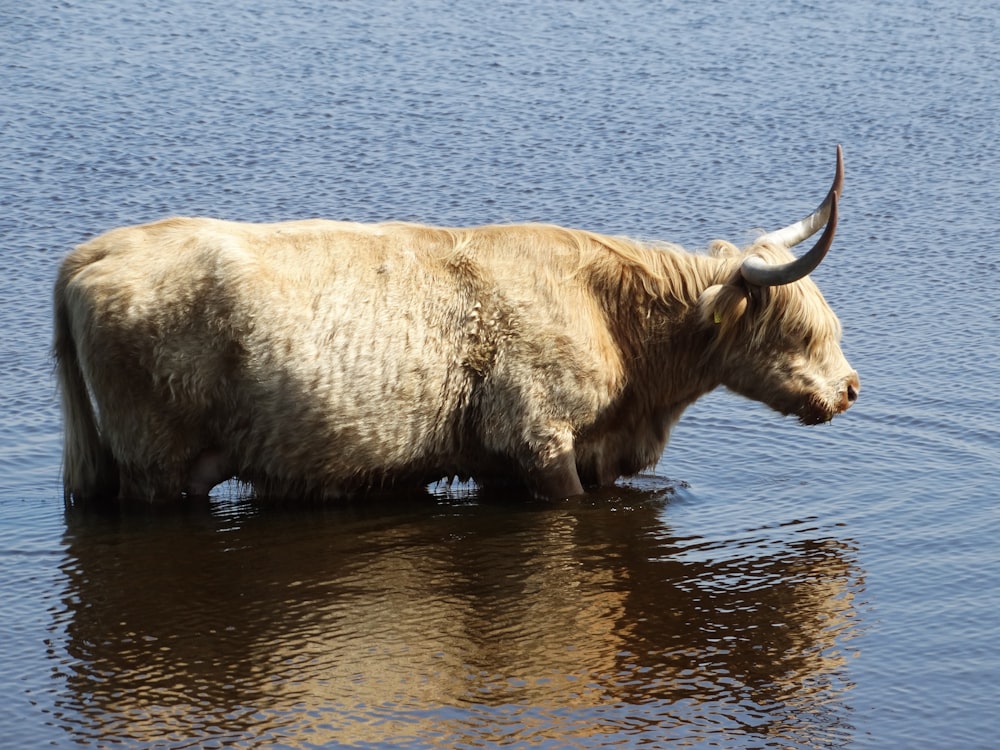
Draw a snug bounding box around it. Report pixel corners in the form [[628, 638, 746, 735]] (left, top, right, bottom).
[[697, 284, 749, 329]]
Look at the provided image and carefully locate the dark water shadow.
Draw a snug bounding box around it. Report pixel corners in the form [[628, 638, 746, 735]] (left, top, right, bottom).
[[52, 479, 864, 748]]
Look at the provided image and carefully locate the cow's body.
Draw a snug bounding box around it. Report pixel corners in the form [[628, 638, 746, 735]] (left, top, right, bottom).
[[55, 153, 858, 502]]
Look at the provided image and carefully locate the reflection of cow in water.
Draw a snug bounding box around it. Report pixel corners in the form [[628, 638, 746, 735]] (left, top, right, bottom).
[[55, 148, 857, 502], [56, 496, 863, 747]]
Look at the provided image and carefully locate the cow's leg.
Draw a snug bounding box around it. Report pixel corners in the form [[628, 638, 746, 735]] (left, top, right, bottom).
[[116, 463, 183, 501], [529, 449, 585, 500], [523, 427, 585, 500], [117, 469, 142, 501], [186, 449, 234, 496]]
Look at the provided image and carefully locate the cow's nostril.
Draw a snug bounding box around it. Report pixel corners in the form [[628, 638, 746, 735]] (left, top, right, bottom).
[[847, 383, 859, 403]]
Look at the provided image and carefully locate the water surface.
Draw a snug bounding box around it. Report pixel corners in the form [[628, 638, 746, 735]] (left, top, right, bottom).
[[2, 0, 998, 747]]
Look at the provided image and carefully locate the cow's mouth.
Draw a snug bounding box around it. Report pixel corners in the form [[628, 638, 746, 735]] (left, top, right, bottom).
[[796, 392, 843, 425], [792, 374, 859, 425], [798, 408, 835, 426]]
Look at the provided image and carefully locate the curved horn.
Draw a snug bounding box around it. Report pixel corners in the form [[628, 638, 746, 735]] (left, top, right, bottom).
[[740, 145, 843, 287]]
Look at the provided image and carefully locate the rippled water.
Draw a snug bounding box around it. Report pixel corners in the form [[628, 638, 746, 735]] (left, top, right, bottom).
[[2, 0, 999, 747], [39, 493, 862, 748]]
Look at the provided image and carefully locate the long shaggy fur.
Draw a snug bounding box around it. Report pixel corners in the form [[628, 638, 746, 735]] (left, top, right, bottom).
[[54, 218, 857, 502]]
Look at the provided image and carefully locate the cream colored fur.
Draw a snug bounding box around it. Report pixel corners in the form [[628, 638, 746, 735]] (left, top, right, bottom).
[[53, 218, 857, 501]]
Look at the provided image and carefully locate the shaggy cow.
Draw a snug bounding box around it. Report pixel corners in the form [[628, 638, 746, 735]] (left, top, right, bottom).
[[55, 147, 858, 502]]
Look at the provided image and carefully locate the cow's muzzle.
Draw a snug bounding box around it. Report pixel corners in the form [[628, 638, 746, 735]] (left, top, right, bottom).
[[797, 371, 860, 425]]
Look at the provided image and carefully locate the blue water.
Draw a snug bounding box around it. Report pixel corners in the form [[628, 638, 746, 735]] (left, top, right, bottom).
[[2, 0, 999, 747]]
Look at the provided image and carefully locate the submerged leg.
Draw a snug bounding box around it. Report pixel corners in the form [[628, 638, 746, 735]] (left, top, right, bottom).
[[186, 449, 234, 496], [529, 450, 585, 500]]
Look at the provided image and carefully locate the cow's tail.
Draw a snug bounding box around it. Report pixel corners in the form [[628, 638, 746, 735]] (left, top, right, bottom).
[[53, 267, 118, 504]]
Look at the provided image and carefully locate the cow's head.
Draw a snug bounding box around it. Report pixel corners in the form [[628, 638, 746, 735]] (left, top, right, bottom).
[[697, 146, 859, 424]]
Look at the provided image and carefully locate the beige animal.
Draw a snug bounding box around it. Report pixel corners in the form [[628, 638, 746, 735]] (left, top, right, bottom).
[[54, 147, 858, 502]]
